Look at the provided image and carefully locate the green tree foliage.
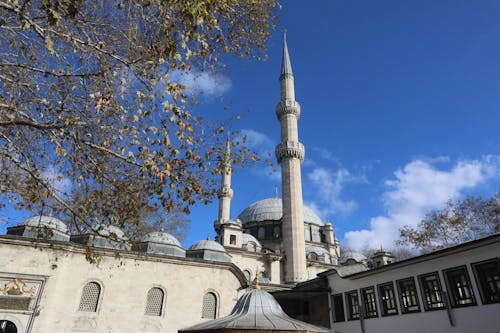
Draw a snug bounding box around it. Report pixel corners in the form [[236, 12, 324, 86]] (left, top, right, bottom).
[[0, 0, 278, 240], [398, 193, 500, 252]]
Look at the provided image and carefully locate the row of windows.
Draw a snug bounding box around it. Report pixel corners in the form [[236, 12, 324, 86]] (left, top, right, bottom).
[[333, 258, 500, 322], [78, 282, 218, 319]]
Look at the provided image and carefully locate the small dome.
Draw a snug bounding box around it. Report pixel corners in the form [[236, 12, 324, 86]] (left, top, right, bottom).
[[237, 198, 323, 225], [306, 246, 330, 256], [340, 251, 367, 264], [23, 216, 68, 233], [92, 224, 126, 240], [189, 239, 226, 252], [180, 289, 328, 332], [140, 232, 182, 247]]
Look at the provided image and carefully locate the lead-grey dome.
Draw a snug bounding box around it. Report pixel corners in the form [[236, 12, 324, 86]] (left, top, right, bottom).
[[140, 232, 181, 247], [180, 288, 328, 332], [242, 233, 262, 252], [189, 239, 226, 252], [340, 251, 367, 264], [23, 216, 68, 233], [237, 198, 323, 225]]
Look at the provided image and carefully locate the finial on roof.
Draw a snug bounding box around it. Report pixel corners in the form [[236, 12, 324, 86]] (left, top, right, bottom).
[[280, 31, 293, 80], [253, 270, 260, 290], [274, 186, 279, 199], [206, 234, 210, 240]]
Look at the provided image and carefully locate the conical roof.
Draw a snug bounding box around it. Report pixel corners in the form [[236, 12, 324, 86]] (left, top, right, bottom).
[[280, 33, 293, 78], [179, 289, 328, 332]]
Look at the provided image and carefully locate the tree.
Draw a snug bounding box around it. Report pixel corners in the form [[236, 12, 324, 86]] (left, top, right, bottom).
[[398, 193, 500, 252], [0, 0, 277, 239]]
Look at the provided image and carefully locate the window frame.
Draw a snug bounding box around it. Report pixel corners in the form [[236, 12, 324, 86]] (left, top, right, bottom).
[[78, 281, 102, 313], [201, 291, 218, 319], [332, 293, 346, 323], [360, 286, 378, 319], [396, 277, 421, 314], [345, 290, 360, 321], [443, 265, 476, 308], [471, 258, 500, 305], [144, 287, 165, 317], [377, 282, 399, 316], [418, 272, 445, 311]]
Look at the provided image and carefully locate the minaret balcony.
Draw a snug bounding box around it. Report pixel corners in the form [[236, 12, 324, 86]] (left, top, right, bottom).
[[276, 100, 301, 120], [217, 186, 233, 199], [275, 141, 305, 163]]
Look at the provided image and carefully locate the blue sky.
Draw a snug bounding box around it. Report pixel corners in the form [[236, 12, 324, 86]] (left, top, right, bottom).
[[2, 1, 499, 251], [185, 1, 500, 250]]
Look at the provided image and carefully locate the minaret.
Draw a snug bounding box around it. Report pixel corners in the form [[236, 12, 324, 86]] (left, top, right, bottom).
[[217, 137, 233, 223], [275, 34, 307, 283]]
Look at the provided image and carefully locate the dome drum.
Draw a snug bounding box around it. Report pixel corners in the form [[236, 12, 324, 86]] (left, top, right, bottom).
[[7, 216, 70, 242]]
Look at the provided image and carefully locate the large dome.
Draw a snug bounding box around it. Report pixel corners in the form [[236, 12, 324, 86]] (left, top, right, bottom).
[[237, 198, 323, 225]]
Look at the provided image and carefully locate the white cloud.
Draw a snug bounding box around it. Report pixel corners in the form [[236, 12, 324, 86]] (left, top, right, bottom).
[[238, 129, 280, 181], [344, 155, 500, 250], [306, 166, 358, 217], [41, 165, 72, 195], [170, 69, 231, 96]]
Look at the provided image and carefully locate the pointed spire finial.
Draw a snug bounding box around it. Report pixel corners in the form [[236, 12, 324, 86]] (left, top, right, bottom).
[[253, 269, 260, 289], [280, 31, 293, 80]]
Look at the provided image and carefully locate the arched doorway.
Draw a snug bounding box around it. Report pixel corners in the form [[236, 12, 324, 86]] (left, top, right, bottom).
[[0, 320, 17, 333]]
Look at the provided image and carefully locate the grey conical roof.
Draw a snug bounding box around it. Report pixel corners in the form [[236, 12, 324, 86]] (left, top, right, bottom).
[[180, 289, 328, 332], [280, 33, 293, 78]]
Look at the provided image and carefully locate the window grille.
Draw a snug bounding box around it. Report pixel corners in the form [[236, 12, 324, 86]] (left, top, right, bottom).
[[418, 272, 445, 310], [345, 290, 360, 320], [145, 287, 164, 316], [397, 278, 420, 313], [78, 282, 101, 312], [444, 266, 476, 307], [202, 292, 217, 319], [472, 258, 500, 304], [361, 287, 378, 318], [378, 282, 398, 316]]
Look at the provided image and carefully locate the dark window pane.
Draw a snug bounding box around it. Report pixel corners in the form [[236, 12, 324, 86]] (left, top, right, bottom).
[[444, 266, 476, 307], [397, 278, 420, 313], [419, 272, 445, 310], [346, 291, 360, 320], [378, 282, 398, 316], [361, 287, 378, 318], [332, 294, 345, 322], [472, 259, 500, 304]]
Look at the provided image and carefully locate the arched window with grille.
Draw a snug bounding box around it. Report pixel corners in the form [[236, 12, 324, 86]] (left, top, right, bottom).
[[145, 287, 165, 316], [202, 292, 217, 319], [78, 282, 101, 312]]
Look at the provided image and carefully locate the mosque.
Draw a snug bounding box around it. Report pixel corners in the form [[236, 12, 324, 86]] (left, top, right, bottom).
[[0, 38, 499, 333]]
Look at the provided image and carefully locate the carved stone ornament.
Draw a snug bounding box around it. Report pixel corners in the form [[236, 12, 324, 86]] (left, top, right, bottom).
[[0, 278, 36, 297]]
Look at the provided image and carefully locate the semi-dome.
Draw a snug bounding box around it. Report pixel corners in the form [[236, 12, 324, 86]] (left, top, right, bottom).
[[242, 233, 262, 252], [140, 232, 181, 247], [237, 198, 323, 225], [189, 239, 226, 252], [23, 216, 68, 233], [340, 251, 367, 264], [180, 288, 328, 332]]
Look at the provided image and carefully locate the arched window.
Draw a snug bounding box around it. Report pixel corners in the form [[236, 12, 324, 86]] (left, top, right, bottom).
[[257, 227, 265, 239], [243, 270, 252, 282], [202, 292, 217, 319], [145, 287, 165, 316], [78, 282, 101, 312], [0, 320, 17, 333]]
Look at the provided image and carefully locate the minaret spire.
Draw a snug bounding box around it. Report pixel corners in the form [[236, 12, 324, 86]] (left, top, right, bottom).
[[217, 134, 233, 223], [275, 34, 306, 283]]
